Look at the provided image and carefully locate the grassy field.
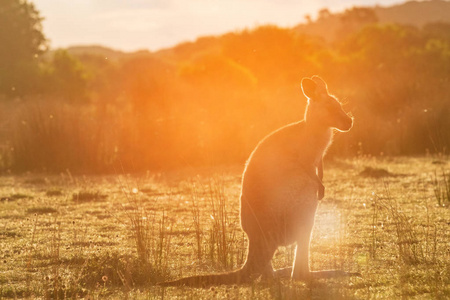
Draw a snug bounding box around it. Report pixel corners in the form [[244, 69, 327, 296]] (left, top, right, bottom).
[[0, 156, 449, 299]]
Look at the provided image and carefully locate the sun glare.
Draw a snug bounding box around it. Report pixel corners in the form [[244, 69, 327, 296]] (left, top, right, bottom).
[[315, 206, 342, 242]]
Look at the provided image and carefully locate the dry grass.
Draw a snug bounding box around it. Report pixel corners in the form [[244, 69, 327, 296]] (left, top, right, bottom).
[[0, 156, 449, 299]]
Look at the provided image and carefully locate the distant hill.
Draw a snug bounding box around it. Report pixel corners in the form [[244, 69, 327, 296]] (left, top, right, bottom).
[[57, 45, 151, 61], [294, 0, 450, 42], [64, 45, 126, 60], [374, 0, 450, 26], [62, 0, 450, 57]]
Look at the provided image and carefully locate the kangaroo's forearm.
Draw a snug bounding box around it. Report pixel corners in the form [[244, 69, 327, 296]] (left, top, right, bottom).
[[317, 158, 323, 180], [317, 158, 324, 199]]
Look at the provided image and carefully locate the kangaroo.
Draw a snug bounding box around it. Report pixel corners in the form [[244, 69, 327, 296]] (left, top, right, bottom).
[[159, 76, 355, 287]]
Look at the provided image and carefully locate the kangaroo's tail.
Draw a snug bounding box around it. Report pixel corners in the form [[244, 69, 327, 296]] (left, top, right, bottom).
[[157, 268, 251, 287]]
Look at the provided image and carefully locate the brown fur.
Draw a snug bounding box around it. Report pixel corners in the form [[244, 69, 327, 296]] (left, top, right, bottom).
[[158, 76, 357, 287]]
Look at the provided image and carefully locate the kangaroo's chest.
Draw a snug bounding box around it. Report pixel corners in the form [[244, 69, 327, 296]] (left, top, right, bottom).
[[305, 129, 333, 164]]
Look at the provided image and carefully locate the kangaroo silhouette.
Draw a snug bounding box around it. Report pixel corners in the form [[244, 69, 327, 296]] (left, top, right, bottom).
[[159, 76, 355, 287]]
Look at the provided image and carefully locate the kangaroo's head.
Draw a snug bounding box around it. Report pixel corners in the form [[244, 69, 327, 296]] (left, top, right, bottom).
[[301, 76, 353, 132]]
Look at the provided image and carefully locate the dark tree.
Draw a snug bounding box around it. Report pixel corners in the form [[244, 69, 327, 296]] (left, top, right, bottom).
[[318, 8, 331, 20], [338, 7, 378, 39], [46, 50, 88, 102], [0, 0, 47, 97], [341, 7, 378, 25]]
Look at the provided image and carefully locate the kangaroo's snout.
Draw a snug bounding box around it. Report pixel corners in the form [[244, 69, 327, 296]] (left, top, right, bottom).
[[336, 114, 353, 132]]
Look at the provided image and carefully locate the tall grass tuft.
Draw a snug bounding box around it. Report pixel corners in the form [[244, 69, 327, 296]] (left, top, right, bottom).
[[206, 176, 239, 269], [432, 169, 450, 207], [374, 187, 423, 265], [189, 181, 203, 261], [368, 182, 449, 298], [120, 181, 173, 284], [188, 176, 245, 270]]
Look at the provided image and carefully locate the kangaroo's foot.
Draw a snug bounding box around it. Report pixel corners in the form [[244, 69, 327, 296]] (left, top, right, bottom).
[[157, 268, 256, 287], [260, 263, 275, 281], [260, 266, 293, 282], [311, 270, 362, 279], [274, 267, 293, 278]]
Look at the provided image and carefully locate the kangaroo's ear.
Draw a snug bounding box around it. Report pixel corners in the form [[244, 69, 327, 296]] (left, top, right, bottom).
[[311, 75, 328, 92], [301, 78, 317, 99]]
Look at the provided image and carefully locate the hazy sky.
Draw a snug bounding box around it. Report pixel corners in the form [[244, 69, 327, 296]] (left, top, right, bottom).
[[33, 0, 406, 52]]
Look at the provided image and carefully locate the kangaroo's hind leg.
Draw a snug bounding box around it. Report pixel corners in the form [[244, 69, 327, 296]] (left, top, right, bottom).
[[291, 222, 314, 280], [239, 235, 277, 282]]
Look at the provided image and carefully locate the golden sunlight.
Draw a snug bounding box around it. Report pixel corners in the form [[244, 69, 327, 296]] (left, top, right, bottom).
[[2, 0, 449, 298]]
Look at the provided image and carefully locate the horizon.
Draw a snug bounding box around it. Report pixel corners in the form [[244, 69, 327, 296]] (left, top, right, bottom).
[[34, 0, 407, 52]]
